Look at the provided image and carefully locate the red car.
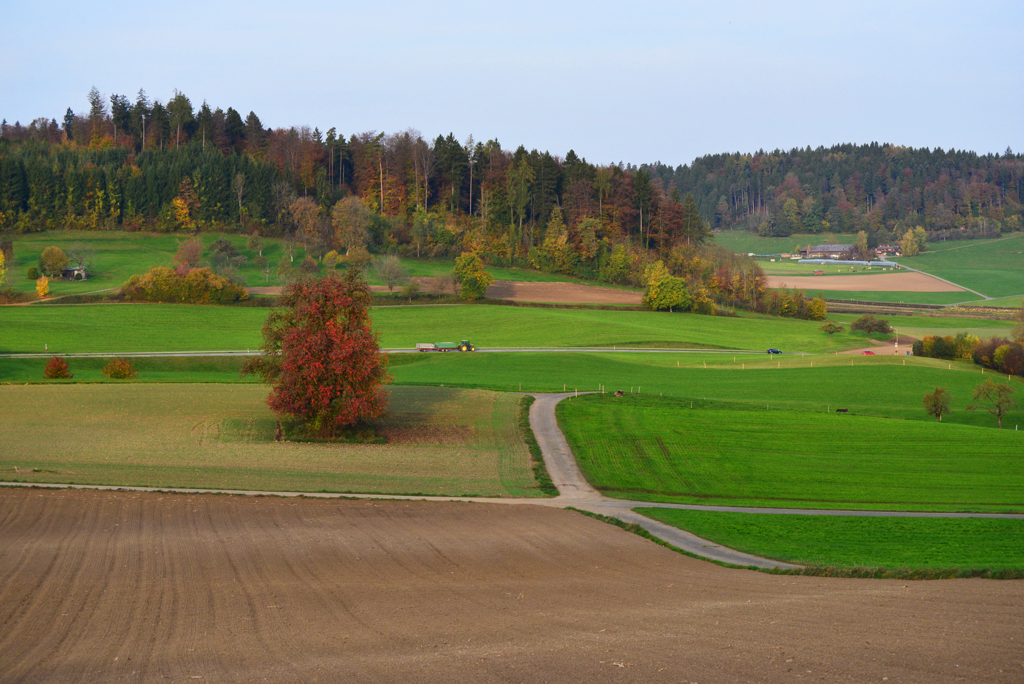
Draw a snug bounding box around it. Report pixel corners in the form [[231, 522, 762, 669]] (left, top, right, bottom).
[[861, 350, 875, 355]]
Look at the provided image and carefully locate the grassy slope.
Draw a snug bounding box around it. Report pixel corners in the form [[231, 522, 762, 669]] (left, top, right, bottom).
[[391, 353, 1024, 427], [4, 230, 582, 298], [0, 304, 269, 353], [713, 231, 853, 255], [4, 230, 313, 295], [895, 234, 1024, 298], [0, 384, 547, 497], [0, 304, 875, 354], [556, 393, 1024, 512], [2, 292, 1012, 357], [636, 508, 1024, 570]]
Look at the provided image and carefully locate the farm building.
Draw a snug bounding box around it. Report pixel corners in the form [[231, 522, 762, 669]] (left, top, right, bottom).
[[61, 266, 88, 281], [875, 244, 902, 257]]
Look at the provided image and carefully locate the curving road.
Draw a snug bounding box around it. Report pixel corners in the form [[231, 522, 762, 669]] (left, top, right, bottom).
[[526, 392, 802, 569]]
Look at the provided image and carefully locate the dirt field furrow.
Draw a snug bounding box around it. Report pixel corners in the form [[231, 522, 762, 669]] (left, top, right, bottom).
[[1, 488, 1021, 683]]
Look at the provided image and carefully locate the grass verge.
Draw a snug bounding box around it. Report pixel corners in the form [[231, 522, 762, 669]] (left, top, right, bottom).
[[520, 395, 557, 496]]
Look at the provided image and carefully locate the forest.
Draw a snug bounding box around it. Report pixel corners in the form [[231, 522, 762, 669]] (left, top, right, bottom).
[[1, 87, 1021, 310]]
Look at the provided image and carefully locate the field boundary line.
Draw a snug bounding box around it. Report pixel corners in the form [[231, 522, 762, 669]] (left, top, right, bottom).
[[2, 482, 1021, 519], [890, 262, 989, 299]]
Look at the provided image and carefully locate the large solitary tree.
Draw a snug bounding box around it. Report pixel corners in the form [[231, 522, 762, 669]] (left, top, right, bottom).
[[242, 269, 390, 437]]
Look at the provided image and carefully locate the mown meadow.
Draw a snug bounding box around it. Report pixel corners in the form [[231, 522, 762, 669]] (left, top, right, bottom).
[[0, 384, 546, 498], [556, 393, 1023, 512], [3, 300, 969, 356]]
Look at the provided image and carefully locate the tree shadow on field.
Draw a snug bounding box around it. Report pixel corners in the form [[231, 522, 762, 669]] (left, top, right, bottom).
[[219, 386, 480, 446]]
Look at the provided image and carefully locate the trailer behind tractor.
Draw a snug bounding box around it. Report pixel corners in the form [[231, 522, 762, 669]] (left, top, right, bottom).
[[416, 340, 476, 352]]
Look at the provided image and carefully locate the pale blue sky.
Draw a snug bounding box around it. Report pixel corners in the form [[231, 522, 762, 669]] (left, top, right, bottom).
[[2, 0, 1021, 165]]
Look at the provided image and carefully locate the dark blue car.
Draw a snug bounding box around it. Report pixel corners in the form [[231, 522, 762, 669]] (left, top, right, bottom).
[[767, 348, 781, 354]]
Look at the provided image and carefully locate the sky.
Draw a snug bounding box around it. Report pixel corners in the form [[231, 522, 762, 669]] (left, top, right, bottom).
[[2, 0, 1021, 166]]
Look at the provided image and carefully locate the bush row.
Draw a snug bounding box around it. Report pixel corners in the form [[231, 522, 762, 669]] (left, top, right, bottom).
[[121, 266, 248, 304]]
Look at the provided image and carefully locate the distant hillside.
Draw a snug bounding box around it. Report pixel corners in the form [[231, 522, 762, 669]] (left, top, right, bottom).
[[640, 143, 1023, 242]]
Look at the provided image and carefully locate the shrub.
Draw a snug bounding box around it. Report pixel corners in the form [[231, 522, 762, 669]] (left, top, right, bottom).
[[121, 266, 248, 304], [102, 358, 138, 379], [806, 297, 828, 321], [27, 266, 39, 280], [851, 315, 892, 334], [43, 356, 73, 379], [36, 276, 49, 298], [917, 335, 957, 360], [452, 252, 494, 301], [643, 275, 691, 312], [300, 256, 320, 275]]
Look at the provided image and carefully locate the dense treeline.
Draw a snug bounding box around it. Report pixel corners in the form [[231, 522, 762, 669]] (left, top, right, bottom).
[[3, 88, 1019, 312], [639, 143, 1023, 243]]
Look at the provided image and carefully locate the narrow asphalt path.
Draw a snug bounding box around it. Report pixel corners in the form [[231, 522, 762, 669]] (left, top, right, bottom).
[[526, 392, 802, 569]]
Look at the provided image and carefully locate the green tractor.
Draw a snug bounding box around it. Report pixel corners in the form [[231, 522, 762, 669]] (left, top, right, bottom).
[[456, 340, 476, 352]]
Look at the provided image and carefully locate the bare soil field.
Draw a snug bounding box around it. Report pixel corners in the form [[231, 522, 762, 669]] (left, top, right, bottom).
[[767, 272, 965, 292], [485, 280, 642, 305], [1, 488, 1020, 683]]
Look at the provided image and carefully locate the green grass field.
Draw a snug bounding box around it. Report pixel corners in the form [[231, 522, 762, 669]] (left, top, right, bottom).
[[0, 304, 269, 353], [895, 234, 1024, 298], [814, 291, 970, 305], [827, 311, 1015, 342], [713, 231, 852, 255], [391, 353, 1023, 426], [635, 509, 1024, 571], [0, 303, 884, 355], [556, 393, 1023, 512], [0, 355, 255, 384], [0, 384, 547, 497], [8, 349, 1020, 432], [3, 230, 316, 296]]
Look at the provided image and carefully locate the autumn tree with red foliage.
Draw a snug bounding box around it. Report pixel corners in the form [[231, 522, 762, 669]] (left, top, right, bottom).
[[242, 269, 390, 437], [43, 356, 73, 379]]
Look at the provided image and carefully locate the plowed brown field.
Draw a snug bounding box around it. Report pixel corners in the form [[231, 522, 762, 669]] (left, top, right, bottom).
[[767, 272, 965, 292], [253, 279, 644, 305], [485, 281, 642, 305], [1, 488, 1021, 683]]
